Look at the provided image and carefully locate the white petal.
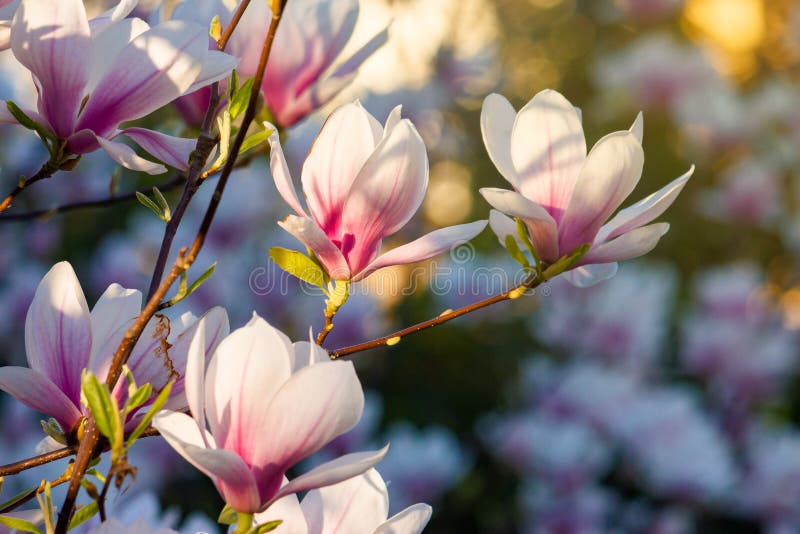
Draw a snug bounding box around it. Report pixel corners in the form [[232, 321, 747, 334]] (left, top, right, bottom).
[[94, 134, 167, 174], [481, 93, 520, 189], [480, 187, 558, 261], [88, 283, 141, 372], [268, 126, 308, 217], [581, 223, 670, 265], [374, 504, 433, 534], [301, 468, 389, 534], [561, 262, 619, 288]]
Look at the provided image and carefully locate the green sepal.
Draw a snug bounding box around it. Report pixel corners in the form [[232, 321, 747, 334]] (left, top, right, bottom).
[[269, 247, 327, 289]]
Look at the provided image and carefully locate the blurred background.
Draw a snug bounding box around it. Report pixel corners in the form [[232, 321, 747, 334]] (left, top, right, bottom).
[[3, 0, 800, 532]]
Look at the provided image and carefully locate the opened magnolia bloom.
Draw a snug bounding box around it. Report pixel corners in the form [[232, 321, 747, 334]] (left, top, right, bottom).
[[269, 101, 487, 281], [481, 89, 693, 287]]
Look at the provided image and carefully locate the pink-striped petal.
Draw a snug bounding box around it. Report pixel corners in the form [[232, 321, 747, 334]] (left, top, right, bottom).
[[121, 127, 196, 171], [278, 215, 350, 280], [374, 504, 433, 534], [87, 17, 151, 93], [595, 166, 693, 243], [254, 490, 307, 534], [88, 283, 141, 371], [268, 128, 308, 217], [0, 367, 82, 430], [488, 209, 520, 248], [264, 446, 390, 511], [510, 89, 587, 223], [561, 262, 619, 288], [94, 134, 167, 174], [24, 261, 91, 406], [10, 0, 91, 137], [301, 102, 381, 234], [581, 222, 670, 265], [481, 93, 519, 189], [184, 49, 238, 94], [301, 469, 389, 534], [480, 187, 559, 262], [352, 220, 487, 282], [558, 131, 644, 254]]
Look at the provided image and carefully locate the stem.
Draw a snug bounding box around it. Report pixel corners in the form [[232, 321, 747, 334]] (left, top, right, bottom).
[[54, 5, 287, 532], [329, 272, 542, 359], [0, 157, 64, 214]]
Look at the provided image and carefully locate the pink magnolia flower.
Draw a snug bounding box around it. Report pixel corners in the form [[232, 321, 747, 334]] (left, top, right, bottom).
[[0, 0, 237, 174], [256, 469, 433, 534], [270, 101, 487, 281], [0, 262, 229, 435], [152, 314, 388, 514], [171, 0, 387, 128], [481, 89, 693, 286]]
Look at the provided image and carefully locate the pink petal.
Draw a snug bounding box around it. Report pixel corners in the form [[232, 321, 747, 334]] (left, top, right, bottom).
[[254, 490, 307, 534], [87, 18, 151, 93], [121, 127, 196, 171], [301, 468, 389, 534], [184, 49, 238, 94], [10, 0, 91, 136], [480, 187, 559, 262], [268, 127, 308, 217], [374, 504, 433, 534], [264, 446, 390, 511], [252, 361, 364, 491], [278, 215, 350, 280], [510, 89, 587, 223], [581, 222, 670, 265], [352, 220, 488, 282], [339, 118, 429, 274], [88, 283, 141, 372], [558, 131, 644, 254], [630, 111, 644, 144], [90, 0, 139, 34], [481, 93, 520, 190], [76, 20, 209, 136], [595, 166, 693, 243], [0, 367, 82, 430], [94, 134, 167, 174], [204, 314, 293, 459], [301, 102, 381, 234], [561, 262, 619, 288], [153, 410, 261, 513], [24, 261, 91, 406]]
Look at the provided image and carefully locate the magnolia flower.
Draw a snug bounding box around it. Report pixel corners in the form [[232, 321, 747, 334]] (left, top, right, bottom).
[[171, 0, 387, 128], [270, 101, 487, 281], [480, 89, 693, 286], [0, 0, 18, 49], [0, 0, 237, 174], [153, 314, 388, 513], [256, 469, 432, 534], [0, 262, 228, 435]]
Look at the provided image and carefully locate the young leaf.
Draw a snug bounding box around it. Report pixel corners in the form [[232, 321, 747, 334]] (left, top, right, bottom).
[[217, 504, 237, 525], [229, 78, 256, 120], [135, 191, 168, 222], [0, 515, 41, 534], [36, 482, 53, 534], [81, 371, 123, 455], [125, 381, 173, 449], [269, 247, 326, 288], [39, 418, 66, 445], [6, 101, 56, 154], [504, 234, 529, 268], [515, 217, 540, 267], [125, 383, 153, 415], [542, 243, 591, 281], [152, 187, 172, 222], [238, 127, 272, 156], [209, 14, 222, 41], [68, 502, 99, 530], [251, 520, 283, 534], [0, 487, 38, 513], [166, 263, 217, 308]]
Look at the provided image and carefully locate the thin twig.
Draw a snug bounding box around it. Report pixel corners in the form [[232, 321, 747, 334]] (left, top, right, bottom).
[[329, 272, 542, 359], [0, 156, 67, 214]]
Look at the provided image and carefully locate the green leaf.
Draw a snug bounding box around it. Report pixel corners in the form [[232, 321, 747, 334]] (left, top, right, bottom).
[[152, 187, 171, 222], [250, 520, 283, 534], [68, 502, 99, 530], [0, 515, 41, 534], [542, 243, 591, 281], [269, 247, 326, 288], [125, 380, 173, 450], [166, 262, 217, 308], [0, 487, 37, 512], [125, 383, 153, 415], [36, 481, 53, 534], [81, 371, 122, 455], [238, 127, 272, 155], [6, 101, 56, 154], [229, 77, 255, 120], [229, 70, 240, 100], [135, 191, 168, 222], [217, 504, 237, 525], [504, 234, 529, 268], [209, 14, 222, 41], [515, 217, 540, 266], [39, 418, 66, 445], [186, 262, 217, 296]]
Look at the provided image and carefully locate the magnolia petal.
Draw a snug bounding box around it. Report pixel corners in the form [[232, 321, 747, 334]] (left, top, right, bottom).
[[88, 283, 141, 371], [0, 19, 11, 51], [374, 504, 434, 534], [301, 102, 381, 233], [581, 222, 670, 265], [90, 0, 139, 34], [10, 0, 91, 137], [24, 261, 91, 405], [279, 72, 356, 128], [480, 187, 558, 261], [204, 314, 293, 454], [488, 209, 520, 248], [352, 220, 488, 282], [184, 49, 239, 94], [94, 134, 167, 174], [264, 446, 390, 511], [254, 491, 307, 534], [88, 17, 150, 93], [510, 89, 587, 222], [561, 262, 619, 288], [253, 361, 364, 480], [278, 215, 350, 280], [481, 93, 520, 189], [0, 367, 81, 430], [558, 131, 644, 254], [268, 127, 308, 217], [121, 127, 196, 171], [183, 315, 208, 438], [301, 469, 389, 534], [596, 166, 693, 243], [630, 112, 644, 144], [77, 20, 208, 136], [291, 341, 330, 372]]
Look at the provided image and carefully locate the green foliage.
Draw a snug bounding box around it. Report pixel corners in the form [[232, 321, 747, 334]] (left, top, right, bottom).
[[269, 247, 327, 289]]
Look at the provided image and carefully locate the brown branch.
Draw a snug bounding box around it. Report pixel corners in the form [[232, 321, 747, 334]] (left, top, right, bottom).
[[0, 152, 74, 214], [54, 4, 287, 531], [329, 272, 542, 359], [0, 446, 76, 478]]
